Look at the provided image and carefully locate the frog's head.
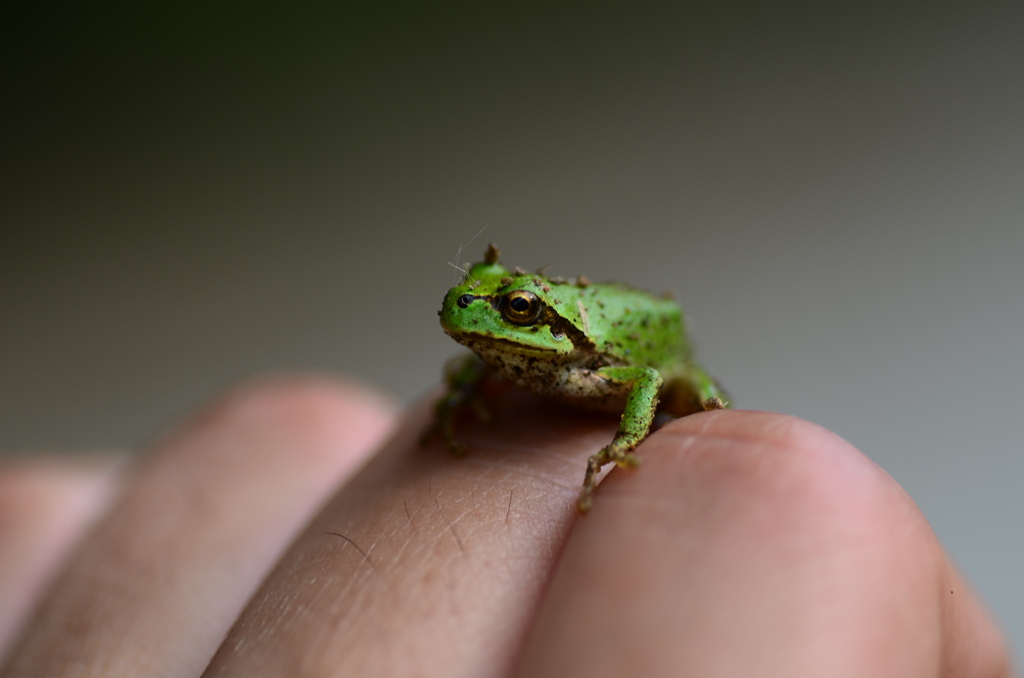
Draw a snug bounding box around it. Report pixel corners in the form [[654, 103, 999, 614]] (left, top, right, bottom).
[[438, 245, 591, 359]]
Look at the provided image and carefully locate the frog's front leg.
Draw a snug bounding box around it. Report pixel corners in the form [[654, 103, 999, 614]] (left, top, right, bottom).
[[421, 353, 491, 455], [578, 365, 663, 512]]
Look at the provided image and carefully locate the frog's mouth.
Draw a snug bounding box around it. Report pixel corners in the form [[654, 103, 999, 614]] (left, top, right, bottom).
[[447, 331, 562, 355]]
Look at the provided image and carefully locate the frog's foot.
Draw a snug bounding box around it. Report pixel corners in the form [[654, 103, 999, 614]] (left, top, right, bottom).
[[577, 445, 640, 513], [702, 396, 727, 411], [419, 427, 467, 454], [421, 403, 470, 456], [421, 387, 492, 456], [611, 450, 640, 468], [445, 439, 469, 457], [421, 353, 493, 454]]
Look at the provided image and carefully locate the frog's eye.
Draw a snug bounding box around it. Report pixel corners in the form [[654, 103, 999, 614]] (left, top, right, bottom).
[[502, 290, 543, 325], [457, 294, 475, 308]]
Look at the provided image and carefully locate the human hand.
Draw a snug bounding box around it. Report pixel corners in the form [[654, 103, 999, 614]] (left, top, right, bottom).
[[0, 376, 1011, 677]]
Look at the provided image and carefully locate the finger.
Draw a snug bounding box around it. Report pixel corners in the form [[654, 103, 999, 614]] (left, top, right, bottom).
[[0, 455, 121, 659], [514, 411, 1011, 678], [203, 389, 620, 678], [1, 375, 395, 678], [942, 564, 1012, 678]]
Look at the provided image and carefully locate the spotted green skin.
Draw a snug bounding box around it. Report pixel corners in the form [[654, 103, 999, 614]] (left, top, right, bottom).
[[431, 248, 727, 511]]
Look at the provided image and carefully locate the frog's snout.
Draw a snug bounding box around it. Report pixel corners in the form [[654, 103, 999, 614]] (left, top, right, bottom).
[[438, 288, 462, 332], [440, 288, 489, 334]]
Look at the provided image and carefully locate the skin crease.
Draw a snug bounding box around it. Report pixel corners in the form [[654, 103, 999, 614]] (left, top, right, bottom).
[[0, 375, 1012, 678]]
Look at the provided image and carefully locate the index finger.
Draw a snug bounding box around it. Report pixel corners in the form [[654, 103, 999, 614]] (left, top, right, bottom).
[[516, 411, 1011, 678]]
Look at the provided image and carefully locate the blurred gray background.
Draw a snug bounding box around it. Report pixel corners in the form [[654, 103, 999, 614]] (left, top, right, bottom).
[[2, 1, 1022, 658]]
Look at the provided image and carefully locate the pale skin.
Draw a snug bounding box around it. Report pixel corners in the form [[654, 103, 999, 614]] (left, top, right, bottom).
[[0, 375, 1012, 677]]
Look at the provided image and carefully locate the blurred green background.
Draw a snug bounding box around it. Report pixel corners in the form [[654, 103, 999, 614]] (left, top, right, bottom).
[[3, 1, 1022, 657]]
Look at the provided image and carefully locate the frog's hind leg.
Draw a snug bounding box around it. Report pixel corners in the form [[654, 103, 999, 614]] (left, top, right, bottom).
[[660, 366, 730, 418], [578, 365, 663, 512]]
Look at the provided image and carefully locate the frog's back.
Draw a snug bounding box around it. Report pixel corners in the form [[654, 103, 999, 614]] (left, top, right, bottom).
[[571, 282, 689, 370]]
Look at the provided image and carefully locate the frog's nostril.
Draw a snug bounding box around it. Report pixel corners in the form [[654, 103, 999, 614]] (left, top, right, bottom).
[[457, 294, 475, 308]]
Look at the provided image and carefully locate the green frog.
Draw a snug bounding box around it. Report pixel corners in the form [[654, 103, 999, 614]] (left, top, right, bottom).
[[426, 243, 727, 511]]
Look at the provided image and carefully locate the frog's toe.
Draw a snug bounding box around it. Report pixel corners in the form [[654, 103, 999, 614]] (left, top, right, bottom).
[[443, 436, 469, 457], [702, 396, 727, 410], [613, 451, 640, 469], [577, 489, 594, 513]]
